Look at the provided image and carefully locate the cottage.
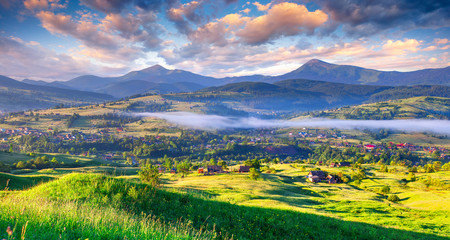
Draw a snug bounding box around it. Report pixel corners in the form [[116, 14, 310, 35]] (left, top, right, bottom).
[[327, 175, 336, 184], [170, 168, 177, 174], [158, 167, 166, 173], [365, 144, 376, 150], [197, 168, 204, 174], [239, 166, 250, 173], [329, 162, 337, 168], [308, 171, 326, 183]]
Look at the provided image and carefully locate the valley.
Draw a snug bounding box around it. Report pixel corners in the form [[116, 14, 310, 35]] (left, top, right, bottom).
[[1, 1, 449, 239], [0, 60, 449, 240], [0, 89, 449, 239]]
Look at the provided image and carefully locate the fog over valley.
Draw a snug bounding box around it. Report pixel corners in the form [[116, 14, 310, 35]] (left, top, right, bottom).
[[135, 112, 450, 135]]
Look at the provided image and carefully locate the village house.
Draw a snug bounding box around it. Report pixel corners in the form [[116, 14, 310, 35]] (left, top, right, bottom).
[[239, 166, 250, 173], [365, 144, 376, 150], [307, 171, 327, 183]]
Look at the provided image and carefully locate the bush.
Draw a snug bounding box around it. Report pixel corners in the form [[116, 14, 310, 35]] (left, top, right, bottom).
[[408, 172, 416, 181], [138, 164, 161, 187], [249, 168, 260, 180], [380, 186, 390, 194], [387, 194, 400, 202]]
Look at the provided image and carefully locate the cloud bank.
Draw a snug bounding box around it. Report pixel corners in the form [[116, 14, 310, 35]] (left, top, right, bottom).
[[135, 112, 450, 135]]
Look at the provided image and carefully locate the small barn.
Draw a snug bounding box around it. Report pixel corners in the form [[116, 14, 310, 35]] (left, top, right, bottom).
[[338, 162, 351, 167], [171, 168, 177, 174], [198, 168, 204, 174], [239, 166, 251, 173], [207, 165, 223, 173], [158, 167, 166, 173], [308, 171, 326, 183], [329, 162, 337, 168]]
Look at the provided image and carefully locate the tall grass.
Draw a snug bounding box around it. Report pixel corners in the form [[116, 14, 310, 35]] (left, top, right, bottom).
[[0, 194, 215, 239]]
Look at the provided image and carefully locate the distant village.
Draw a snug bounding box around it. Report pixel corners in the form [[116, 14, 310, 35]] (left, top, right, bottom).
[[1, 125, 448, 162]]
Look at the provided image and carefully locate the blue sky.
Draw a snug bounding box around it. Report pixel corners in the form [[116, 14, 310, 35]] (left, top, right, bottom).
[[0, 0, 449, 81]]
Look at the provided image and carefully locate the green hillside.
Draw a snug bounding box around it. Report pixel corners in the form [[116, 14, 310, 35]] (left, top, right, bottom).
[[310, 97, 450, 120]]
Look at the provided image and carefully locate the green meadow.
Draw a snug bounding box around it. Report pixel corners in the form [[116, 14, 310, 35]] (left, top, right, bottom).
[[0, 163, 449, 240]]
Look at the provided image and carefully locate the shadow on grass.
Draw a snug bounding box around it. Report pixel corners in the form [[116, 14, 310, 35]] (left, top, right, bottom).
[[0, 172, 54, 190]]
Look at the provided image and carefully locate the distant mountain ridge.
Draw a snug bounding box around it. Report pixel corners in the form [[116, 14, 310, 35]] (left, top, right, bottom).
[[270, 59, 450, 86], [0, 75, 114, 112], [18, 59, 450, 98], [167, 79, 450, 113]]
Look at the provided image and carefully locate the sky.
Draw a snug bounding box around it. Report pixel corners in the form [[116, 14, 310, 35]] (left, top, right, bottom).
[[0, 0, 449, 81]]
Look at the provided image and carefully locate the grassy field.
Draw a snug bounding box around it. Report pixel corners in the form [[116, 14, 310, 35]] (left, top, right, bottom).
[[1, 173, 448, 240], [162, 164, 450, 238], [0, 172, 53, 190], [0, 151, 32, 165]]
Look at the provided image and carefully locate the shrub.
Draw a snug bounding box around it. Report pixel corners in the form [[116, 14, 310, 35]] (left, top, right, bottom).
[[387, 194, 400, 202], [249, 168, 260, 180], [138, 164, 161, 187], [408, 172, 416, 181], [380, 186, 390, 194]]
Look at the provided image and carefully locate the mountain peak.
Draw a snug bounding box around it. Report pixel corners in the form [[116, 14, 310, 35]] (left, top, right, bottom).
[[304, 59, 331, 66], [142, 64, 168, 72]]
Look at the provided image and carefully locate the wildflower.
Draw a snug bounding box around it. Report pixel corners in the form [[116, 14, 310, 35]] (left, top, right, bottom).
[[6, 226, 12, 236]]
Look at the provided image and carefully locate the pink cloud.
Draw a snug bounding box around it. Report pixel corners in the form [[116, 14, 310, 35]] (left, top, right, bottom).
[[0, 36, 111, 81], [24, 0, 48, 10], [24, 0, 65, 11], [253, 1, 271, 11], [382, 39, 421, 55], [37, 11, 119, 49], [237, 2, 328, 44], [434, 38, 449, 45]]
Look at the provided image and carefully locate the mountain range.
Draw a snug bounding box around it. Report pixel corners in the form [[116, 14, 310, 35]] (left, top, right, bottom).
[[21, 59, 449, 98], [1, 59, 448, 112]]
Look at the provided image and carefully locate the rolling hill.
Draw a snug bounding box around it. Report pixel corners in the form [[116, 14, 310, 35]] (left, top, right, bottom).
[[0, 75, 115, 112], [310, 96, 450, 120]]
